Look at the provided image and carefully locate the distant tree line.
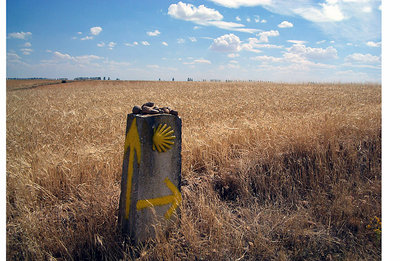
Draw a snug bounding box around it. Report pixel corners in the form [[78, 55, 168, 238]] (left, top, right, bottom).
[[7, 77, 54, 80], [74, 77, 102, 81], [7, 77, 122, 81]]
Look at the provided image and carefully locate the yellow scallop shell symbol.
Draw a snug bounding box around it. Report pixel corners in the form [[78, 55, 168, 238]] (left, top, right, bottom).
[[152, 123, 176, 152]]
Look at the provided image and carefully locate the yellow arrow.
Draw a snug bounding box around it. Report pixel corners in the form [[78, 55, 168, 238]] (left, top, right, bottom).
[[124, 118, 141, 219], [136, 177, 182, 219]]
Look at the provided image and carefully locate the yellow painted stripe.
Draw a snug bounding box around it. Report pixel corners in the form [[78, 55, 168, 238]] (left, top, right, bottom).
[[124, 118, 141, 219], [136, 178, 182, 219], [136, 195, 176, 210]]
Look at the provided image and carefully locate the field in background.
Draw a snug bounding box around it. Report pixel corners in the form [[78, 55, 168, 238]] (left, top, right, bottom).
[[6, 80, 381, 260], [6, 79, 63, 91]]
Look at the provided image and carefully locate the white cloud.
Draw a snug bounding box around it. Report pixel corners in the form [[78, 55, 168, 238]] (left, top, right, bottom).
[[54, 51, 74, 60], [90, 26, 103, 35], [263, 44, 284, 48], [103, 60, 131, 67], [235, 16, 241, 21], [194, 59, 211, 64], [362, 6, 372, 13], [205, 20, 260, 33], [316, 40, 326, 44], [254, 15, 260, 23], [28, 51, 138, 79], [342, 63, 380, 69], [189, 37, 197, 42], [81, 36, 93, 40], [208, 0, 381, 41], [251, 55, 282, 62], [366, 41, 381, 47], [20, 48, 33, 55], [147, 30, 161, 36], [7, 51, 30, 66], [199, 36, 214, 40], [97, 41, 116, 49], [168, 2, 259, 33], [50, 52, 103, 65], [162, 41, 168, 46], [342, 0, 370, 2], [246, 17, 251, 22], [286, 44, 338, 60], [241, 41, 263, 53], [345, 53, 380, 63], [250, 45, 338, 72], [7, 51, 30, 67], [287, 40, 307, 45], [147, 65, 160, 69], [257, 30, 279, 43], [8, 32, 32, 39], [261, 19, 267, 23], [210, 32, 282, 53], [293, 2, 345, 22], [7, 52, 21, 61], [168, 1, 223, 22], [177, 38, 186, 44], [228, 60, 240, 69], [334, 70, 371, 82], [108, 42, 116, 50], [141, 41, 150, 46], [228, 53, 240, 58], [211, 0, 345, 22], [278, 21, 293, 28], [125, 42, 139, 47], [183, 59, 212, 65], [24, 42, 32, 47], [282, 53, 337, 69], [77, 32, 82, 35], [241, 37, 282, 52], [75, 55, 103, 64], [210, 33, 241, 52], [209, 0, 273, 8]]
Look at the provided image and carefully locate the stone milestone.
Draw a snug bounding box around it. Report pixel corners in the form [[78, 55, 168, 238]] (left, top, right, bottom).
[[119, 106, 182, 244]]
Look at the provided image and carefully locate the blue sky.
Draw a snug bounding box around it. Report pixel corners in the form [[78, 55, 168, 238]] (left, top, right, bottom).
[[6, 0, 382, 82]]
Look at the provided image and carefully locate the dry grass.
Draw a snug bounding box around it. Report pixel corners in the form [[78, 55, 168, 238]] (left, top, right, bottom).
[[6, 80, 381, 260]]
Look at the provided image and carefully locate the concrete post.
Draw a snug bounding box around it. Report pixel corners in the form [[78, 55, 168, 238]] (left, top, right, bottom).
[[118, 113, 182, 243]]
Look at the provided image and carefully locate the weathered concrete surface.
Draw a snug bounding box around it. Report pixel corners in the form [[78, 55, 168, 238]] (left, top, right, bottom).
[[118, 113, 182, 243]]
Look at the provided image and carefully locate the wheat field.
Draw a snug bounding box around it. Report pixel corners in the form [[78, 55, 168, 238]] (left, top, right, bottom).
[[6, 80, 381, 260]]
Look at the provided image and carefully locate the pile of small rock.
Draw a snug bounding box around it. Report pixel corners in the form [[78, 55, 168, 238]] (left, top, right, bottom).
[[132, 102, 178, 116]]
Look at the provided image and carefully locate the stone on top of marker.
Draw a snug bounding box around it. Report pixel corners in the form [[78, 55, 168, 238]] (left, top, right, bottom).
[[132, 102, 178, 116]]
